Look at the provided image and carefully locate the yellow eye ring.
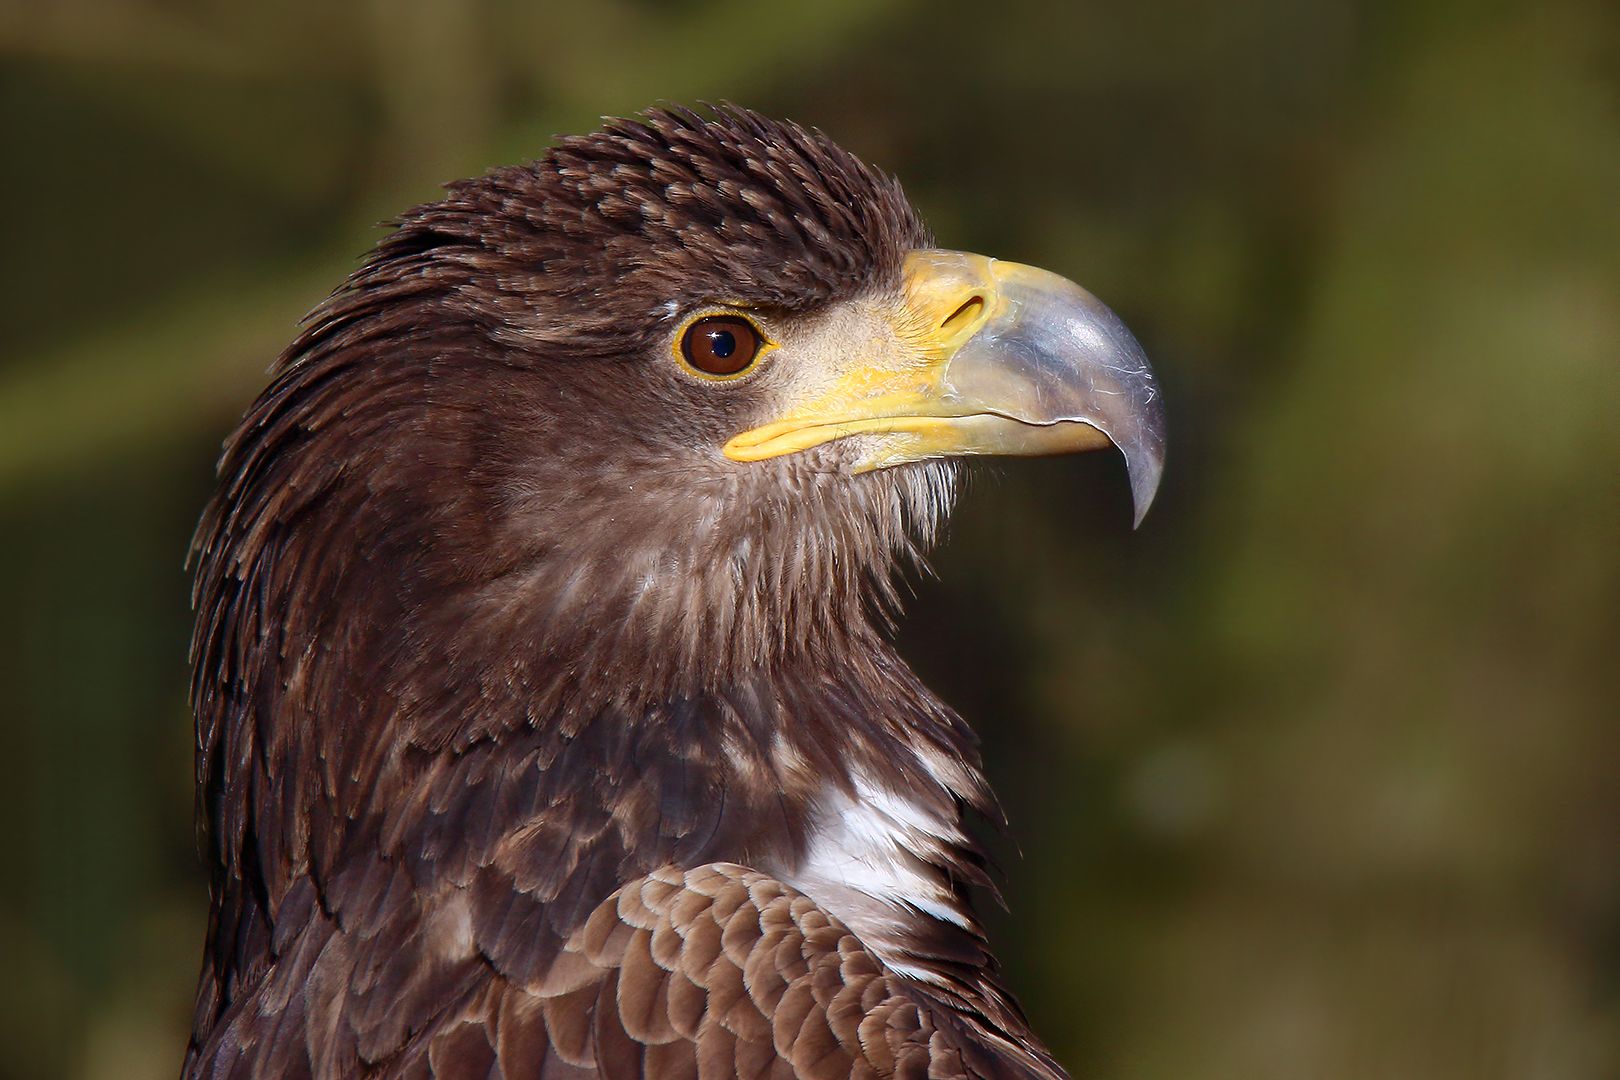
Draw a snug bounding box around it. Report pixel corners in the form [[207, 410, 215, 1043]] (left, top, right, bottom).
[[678, 315, 767, 377]]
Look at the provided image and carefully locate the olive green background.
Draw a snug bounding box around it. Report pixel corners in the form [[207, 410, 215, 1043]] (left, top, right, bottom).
[[3, 1, 1618, 1077]]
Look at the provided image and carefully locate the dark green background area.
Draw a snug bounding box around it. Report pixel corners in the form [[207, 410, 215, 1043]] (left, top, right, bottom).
[[3, 1, 1618, 1077]]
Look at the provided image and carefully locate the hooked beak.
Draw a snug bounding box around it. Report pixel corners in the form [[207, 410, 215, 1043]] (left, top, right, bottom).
[[723, 249, 1166, 526]]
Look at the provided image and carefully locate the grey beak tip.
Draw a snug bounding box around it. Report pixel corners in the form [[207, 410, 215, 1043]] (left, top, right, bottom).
[[1069, 286, 1165, 529], [1107, 355, 1165, 530], [1131, 395, 1166, 526], [1125, 430, 1165, 527], [1129, 456, 1164, 528]]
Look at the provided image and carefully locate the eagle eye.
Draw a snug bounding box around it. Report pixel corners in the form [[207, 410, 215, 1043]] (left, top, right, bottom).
[[681, 316, 763, 377]]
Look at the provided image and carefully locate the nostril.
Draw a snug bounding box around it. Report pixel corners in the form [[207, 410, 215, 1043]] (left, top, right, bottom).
[[940, 296, 985, 336]]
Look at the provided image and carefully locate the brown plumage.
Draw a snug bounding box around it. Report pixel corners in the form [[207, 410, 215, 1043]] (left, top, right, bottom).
[[184, 105, 1163, 1080]]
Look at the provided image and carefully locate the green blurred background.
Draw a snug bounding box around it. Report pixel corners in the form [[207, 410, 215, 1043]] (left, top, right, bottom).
[[3, 0, 1619, 1077]]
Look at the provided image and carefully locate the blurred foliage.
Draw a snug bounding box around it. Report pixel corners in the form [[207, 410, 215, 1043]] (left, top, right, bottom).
[[2, 0, 1619, 1078]]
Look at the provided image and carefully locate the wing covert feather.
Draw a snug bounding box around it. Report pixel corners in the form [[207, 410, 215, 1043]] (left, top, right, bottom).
[[416, 864, 1018, 1080]]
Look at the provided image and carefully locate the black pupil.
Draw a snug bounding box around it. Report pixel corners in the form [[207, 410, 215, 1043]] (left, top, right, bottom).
[[707, 329, 737, 359]]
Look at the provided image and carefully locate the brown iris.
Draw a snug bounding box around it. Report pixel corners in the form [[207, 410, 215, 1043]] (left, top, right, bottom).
[[681, 316, 762, 376]]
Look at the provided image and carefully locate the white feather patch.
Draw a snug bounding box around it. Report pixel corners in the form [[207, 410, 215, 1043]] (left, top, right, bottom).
[[773, 766, 971, 979]]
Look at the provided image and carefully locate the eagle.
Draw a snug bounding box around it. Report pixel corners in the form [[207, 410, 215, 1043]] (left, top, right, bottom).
[[184, 106, 1164, 1080]]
